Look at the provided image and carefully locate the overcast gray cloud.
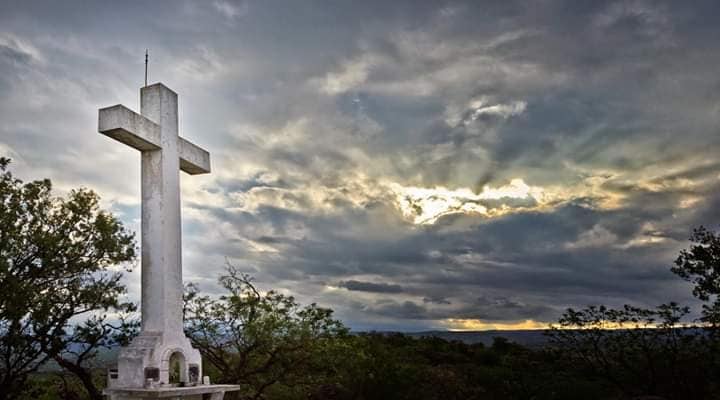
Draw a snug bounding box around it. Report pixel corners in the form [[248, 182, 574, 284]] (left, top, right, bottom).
[[1, 0, 719, 331]]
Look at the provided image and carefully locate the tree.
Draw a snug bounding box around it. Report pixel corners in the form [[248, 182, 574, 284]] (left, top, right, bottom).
[[672, 225, 720, 325], [0, 158, 136, 400], [184, 263, 348, 400], [547, 303, 717, 399], [544, 225, 720, 399], [53, 310, 139, 400]]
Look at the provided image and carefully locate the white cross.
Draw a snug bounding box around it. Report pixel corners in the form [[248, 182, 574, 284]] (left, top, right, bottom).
[[98, 83, 210, 336]]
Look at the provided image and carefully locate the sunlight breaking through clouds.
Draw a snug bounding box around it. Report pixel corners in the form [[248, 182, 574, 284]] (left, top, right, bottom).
[[390, 179, 545, 224], [464, 99, 527, 124]]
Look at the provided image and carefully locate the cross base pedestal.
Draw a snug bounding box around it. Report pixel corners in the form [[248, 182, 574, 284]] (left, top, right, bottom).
[[109, 331, 202, 389], [104, 384, 241, 400]]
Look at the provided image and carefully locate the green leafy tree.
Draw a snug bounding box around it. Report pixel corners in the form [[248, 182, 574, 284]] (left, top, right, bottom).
[[0, 158, 136, 400], [547, 303, 716, 399], [672, 225, 720, 325], [53, 310, 139, 400], [184, 263, 348, 400], [545, 226, 720, 400]]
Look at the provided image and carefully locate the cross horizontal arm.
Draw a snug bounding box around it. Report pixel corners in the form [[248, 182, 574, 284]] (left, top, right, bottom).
[[99, 105, 161, 151], [178, 138, 211, 175]]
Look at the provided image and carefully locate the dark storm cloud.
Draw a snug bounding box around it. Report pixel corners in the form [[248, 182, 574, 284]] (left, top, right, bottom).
[[2, 0, 719, 330], [215, 174, 292, 194], [0, 42, 33, 66], [338, 280, 404, 294], [370, 300, 429, 320], [423, 296, 451, 305], [366, 295, 557, 322]]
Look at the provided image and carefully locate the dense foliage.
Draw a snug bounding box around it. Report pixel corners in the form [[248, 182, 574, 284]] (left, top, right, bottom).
[[184, 264, 348, 400], [184, 265, 622, 400], [547, 304, 719, 399], [672, 226, 720, 325], [0, 158, 136, 400]]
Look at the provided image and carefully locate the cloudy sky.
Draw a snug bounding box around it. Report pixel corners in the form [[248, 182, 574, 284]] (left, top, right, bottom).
[[1, 0, 719, 331]]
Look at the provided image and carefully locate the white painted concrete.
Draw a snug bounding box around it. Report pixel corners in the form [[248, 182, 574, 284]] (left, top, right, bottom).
[[104, 384, 241, 400], [98, 83, 215, 397]]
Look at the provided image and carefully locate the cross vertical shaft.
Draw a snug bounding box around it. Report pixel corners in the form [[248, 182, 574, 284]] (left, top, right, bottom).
[[140, 84, 183, 334]]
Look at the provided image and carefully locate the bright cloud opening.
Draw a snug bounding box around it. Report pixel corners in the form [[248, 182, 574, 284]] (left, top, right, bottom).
[[390, 178, 544, 224]]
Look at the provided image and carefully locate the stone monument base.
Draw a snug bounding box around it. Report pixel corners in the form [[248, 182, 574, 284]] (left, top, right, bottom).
[[110, 331, 203, 388], [104, 384, 241, 400]]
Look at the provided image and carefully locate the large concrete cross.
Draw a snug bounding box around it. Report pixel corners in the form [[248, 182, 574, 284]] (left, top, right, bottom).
[[99, 83, 209, 337], [99, 83, 240, 398]]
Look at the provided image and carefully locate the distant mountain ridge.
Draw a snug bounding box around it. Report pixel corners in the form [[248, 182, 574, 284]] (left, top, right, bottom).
[[363, 329, 552, 348], [401, 327, 707, 348]]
